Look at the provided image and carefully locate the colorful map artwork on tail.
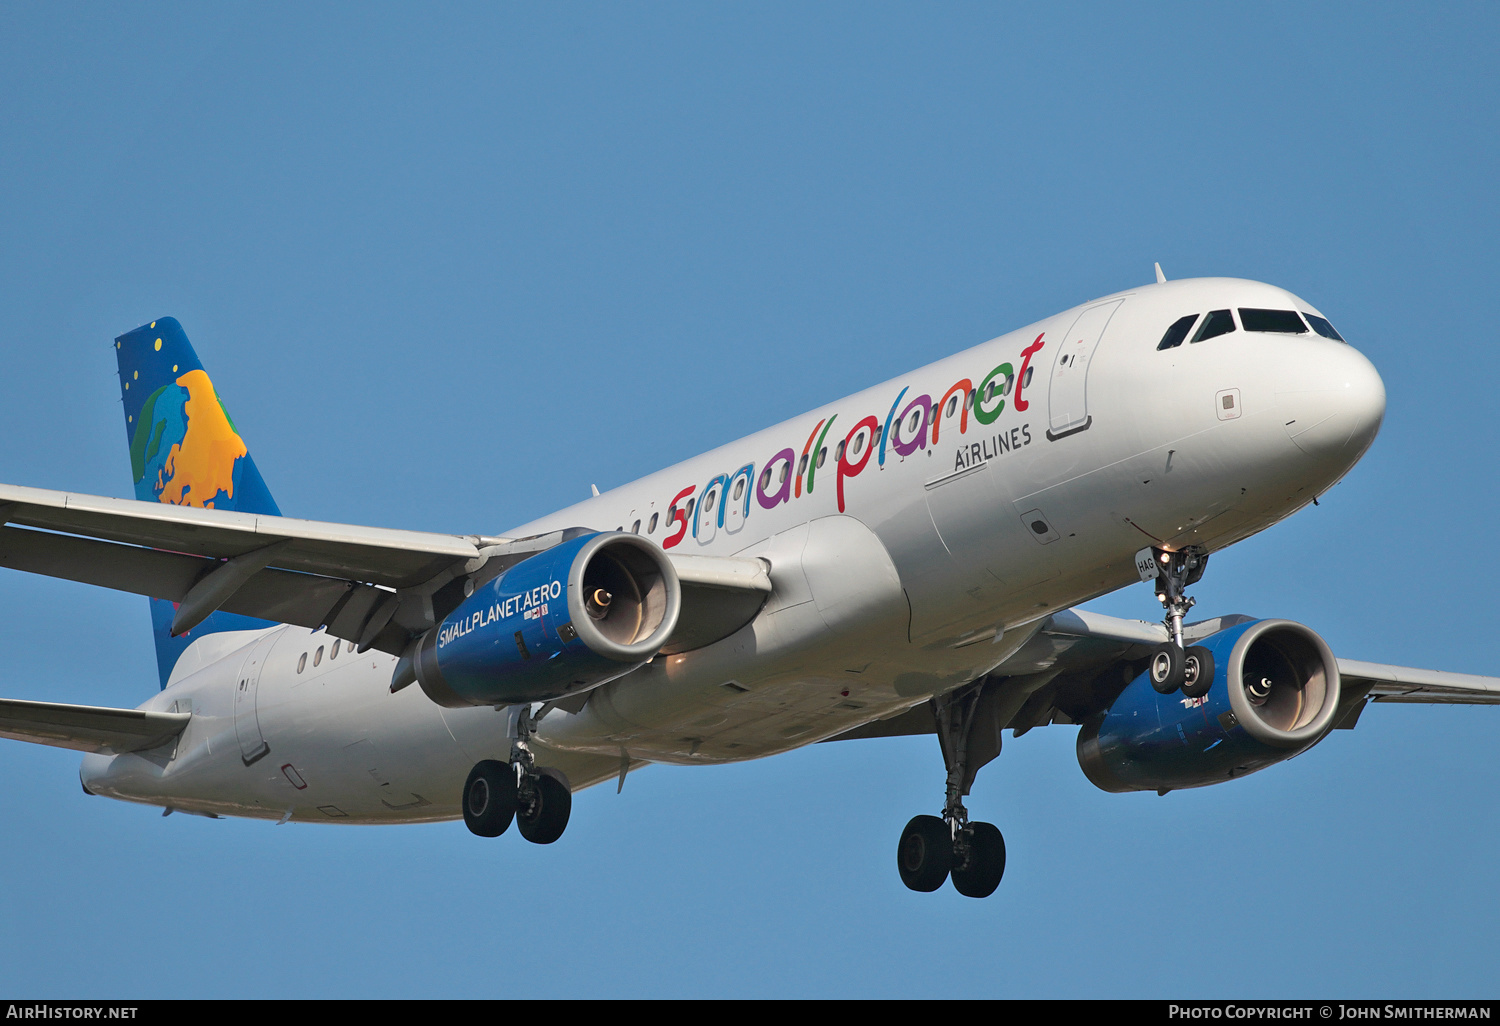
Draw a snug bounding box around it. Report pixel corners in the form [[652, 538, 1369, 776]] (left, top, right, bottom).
[[131, 369, 249, 508]]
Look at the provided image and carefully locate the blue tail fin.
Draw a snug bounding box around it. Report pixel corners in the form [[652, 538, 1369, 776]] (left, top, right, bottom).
[[115, 318, 282, 688]]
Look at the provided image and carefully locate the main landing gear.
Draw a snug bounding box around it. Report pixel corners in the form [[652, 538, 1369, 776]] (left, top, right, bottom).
[[462, 705, 572, 844], [897, 682, 1008, 898], [1142, 545, 1214, 698]]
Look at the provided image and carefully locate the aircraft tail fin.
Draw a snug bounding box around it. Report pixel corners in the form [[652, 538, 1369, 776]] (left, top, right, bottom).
[[114, 318, 283, 688]]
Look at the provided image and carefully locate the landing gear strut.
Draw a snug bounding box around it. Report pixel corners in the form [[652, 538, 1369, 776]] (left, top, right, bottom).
[[462, 704, 572, 844], [897, 682, 1007, 898], [1141, 545, 1214, 696]]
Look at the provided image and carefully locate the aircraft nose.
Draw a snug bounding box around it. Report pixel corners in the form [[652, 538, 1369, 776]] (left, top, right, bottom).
[[1274, 342, 1386, 466]]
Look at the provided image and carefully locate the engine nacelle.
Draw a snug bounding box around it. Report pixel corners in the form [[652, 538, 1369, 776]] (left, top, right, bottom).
[[1077, 619, 1342, 793], [413, 532, 680, 708]]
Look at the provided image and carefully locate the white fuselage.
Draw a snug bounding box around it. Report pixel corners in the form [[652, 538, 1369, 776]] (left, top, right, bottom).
[[81, 277, 1386, 823]]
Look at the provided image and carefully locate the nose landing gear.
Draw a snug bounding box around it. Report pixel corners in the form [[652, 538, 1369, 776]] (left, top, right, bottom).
[[462, 704, 573, 844], [1139, 545, 1215, 696], [896, 682, 1008, 898]]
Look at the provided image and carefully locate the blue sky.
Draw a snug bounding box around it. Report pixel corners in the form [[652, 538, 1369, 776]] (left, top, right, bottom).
[[0, 2, 1497, 997]]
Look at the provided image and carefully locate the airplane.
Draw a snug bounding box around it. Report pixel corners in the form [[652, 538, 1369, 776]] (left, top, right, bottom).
[[1, 271, 1495, 900]]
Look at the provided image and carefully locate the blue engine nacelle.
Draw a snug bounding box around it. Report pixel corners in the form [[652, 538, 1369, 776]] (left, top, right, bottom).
[[1077, 619, 1343, 793], [412, 532, 681, 708]]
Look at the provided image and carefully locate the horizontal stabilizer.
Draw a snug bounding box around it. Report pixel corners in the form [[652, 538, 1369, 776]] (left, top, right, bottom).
[[0, 697, 188, 754]]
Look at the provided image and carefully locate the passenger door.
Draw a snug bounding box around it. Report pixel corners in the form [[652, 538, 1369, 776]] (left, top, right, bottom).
[[1046, 299, 1124, 440], [232, 631, 280, 766]]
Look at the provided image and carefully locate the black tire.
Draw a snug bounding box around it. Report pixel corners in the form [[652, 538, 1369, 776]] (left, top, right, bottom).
[[897, 815, 952, 892], [1180, 645, 1216, 699], [1149, 642, 1186, 694], [951, 821, 1007, 898], [517, 772, 572, 845], [462, 760, 517, 837]]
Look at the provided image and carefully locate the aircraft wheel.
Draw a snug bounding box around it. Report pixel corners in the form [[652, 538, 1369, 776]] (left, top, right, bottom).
[[463, 760, 518, 838], [1180, 646, 1216, 699], [1149, 643, 1186, 694], [897, 815, 952, 892], [517, 772, 572, 845], [950, 822, 1006, 898]]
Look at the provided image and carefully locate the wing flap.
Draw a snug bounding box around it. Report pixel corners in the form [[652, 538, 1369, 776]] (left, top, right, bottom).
[[0, 483, 485, 588], [0, 698, 189, 754], [0, 525, 408, 653]]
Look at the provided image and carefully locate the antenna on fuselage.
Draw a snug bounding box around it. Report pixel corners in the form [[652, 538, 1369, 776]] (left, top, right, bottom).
[[1154, 262, 1167, 284]]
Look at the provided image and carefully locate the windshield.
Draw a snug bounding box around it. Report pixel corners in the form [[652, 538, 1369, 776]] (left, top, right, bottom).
[[1239, 309, 1308, 334]]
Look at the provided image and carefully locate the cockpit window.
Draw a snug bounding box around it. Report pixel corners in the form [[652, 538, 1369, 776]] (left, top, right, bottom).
[[1191, 309, 1236, 343], [1156, 314, 1198, 351], [1303, 313, 1345, 342], [1239, 309, 1308, 334]]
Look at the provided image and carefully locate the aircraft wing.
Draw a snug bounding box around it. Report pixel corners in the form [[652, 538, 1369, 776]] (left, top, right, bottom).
[[826, 609, 1500, 746], [0, 482, 490, 587], [1336, 660, 1500, 706], [0, 697, 188, 755], [1035, 611, 1500, 712], [0, 483, 770, 658]]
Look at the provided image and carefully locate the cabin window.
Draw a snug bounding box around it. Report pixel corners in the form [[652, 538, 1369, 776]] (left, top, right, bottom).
[[779, 462, 789, 484], [798, 453, 809, 476], [297, 653, 307, 673], [648, 512, 659, 534], [632, 519, 641, 533], [331, 640, 340, 659], [816, 446, 826, 468], [852, 432, 865, 456], [684, 498, 695, 521], [1156, 314, 1199, 351], [732, 478, 745, 501], [907, 408, 921, 434], [1023, 366, 1034, 388], [313, 645, 324, 667], [1191, 309, 1236, 343], [946, 395, 958, 417], [1304, 313, 1345, 342], [1239, 308, 1307, 334], [704, 489, 716, 513]]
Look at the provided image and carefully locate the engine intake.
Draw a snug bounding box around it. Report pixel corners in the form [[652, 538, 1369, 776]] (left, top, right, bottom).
[[1077, 618, 1342, 793], [1228, 620, 1341, 748], [412, 532, 680, 708]]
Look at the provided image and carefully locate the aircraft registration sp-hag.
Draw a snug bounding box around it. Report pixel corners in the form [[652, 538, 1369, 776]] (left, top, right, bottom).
[[2, 272, 1494, 898]]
